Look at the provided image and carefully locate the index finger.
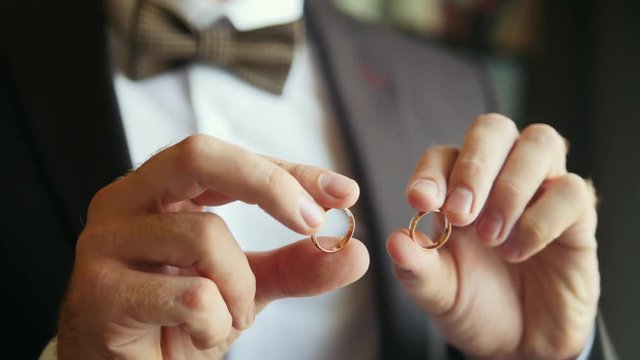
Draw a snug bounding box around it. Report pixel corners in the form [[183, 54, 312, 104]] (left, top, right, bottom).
[[106, 135, 327, 234]]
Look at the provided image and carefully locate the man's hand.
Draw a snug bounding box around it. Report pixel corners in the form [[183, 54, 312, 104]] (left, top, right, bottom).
[[387, 114, 599, 359], [57, 135, 369, 359]]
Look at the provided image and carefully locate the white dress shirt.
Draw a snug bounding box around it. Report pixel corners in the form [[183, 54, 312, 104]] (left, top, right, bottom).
[[116, 1, 378, 359]]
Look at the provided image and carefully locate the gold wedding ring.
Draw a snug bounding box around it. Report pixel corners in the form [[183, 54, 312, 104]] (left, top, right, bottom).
[[311, 208, 355, 253], [408, 209, 452, 250]]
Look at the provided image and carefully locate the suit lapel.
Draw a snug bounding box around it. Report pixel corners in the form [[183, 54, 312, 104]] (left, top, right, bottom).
[[1, 0, 131, 238], [306, 1, 490, 358]]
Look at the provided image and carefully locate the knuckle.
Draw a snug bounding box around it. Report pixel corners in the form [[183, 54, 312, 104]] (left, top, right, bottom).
[[176, 134, 217, 172], [181, 134, 215, 152], [191, 310, 232, 349], [181, 280, 233, 348], [87, 185, 113, 213], [77, 225, 100, 248], [180, 279, 219, 314], [521, 123, 563, 150], [561, 172, 587, 190], [289, 164, 319, 184], [559, 173, 591, 203], [266, 156, 286, 168], [192, 213, 226, 247], [455, 156, 489, 179], [265, 165, 288, 188], [76, 225, 109, 255], [76, 217, 123, 258], [473, 113, 518, 134], [493, 178, 527, 207]]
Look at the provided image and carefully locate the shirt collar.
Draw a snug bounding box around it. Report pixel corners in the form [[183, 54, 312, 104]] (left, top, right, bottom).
[[109, 0, 304, 32], [185, 0, 304, 31]]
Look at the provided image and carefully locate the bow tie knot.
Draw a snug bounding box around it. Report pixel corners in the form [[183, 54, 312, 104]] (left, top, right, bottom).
[[124, 0, 299, 94], [197, 21, 235, 66]]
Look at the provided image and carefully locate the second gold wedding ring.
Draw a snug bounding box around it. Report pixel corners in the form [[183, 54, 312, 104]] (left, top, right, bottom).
[[311, 208, 355, 253], [408, 209, 452, 251]]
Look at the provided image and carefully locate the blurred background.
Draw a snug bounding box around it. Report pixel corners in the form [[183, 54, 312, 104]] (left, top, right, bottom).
[[335, 0, 639, 358]]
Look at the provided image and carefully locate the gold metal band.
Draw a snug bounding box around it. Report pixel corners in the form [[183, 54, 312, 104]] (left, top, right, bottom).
[[311, 208, 355, 253], [408, 209, 452, 250]]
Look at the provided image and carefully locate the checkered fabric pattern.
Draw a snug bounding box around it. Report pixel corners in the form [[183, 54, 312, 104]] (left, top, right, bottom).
[[125, 0, 299, 94]]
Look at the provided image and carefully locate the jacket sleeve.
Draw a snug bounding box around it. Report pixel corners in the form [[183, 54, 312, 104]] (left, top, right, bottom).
[[589, 312, 619, 360]]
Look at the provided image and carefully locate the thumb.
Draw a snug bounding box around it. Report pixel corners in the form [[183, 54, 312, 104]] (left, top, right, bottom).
[[247, 238, 370, 308], [386, 229, 459, 316]]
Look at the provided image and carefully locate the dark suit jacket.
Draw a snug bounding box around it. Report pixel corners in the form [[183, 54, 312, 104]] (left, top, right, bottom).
[[0, 0, 616, 358]]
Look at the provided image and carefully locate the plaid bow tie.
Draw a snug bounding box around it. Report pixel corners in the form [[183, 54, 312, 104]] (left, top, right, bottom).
[[124, 0, 300, 94]]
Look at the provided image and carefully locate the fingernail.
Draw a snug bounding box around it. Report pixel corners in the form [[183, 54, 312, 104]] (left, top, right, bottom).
[[299, 195, 325, 228], [410, 179, 438, 198], [477, 210, 504, 243], [445, 188, 473, 214], [319, 173, 355, 198]]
